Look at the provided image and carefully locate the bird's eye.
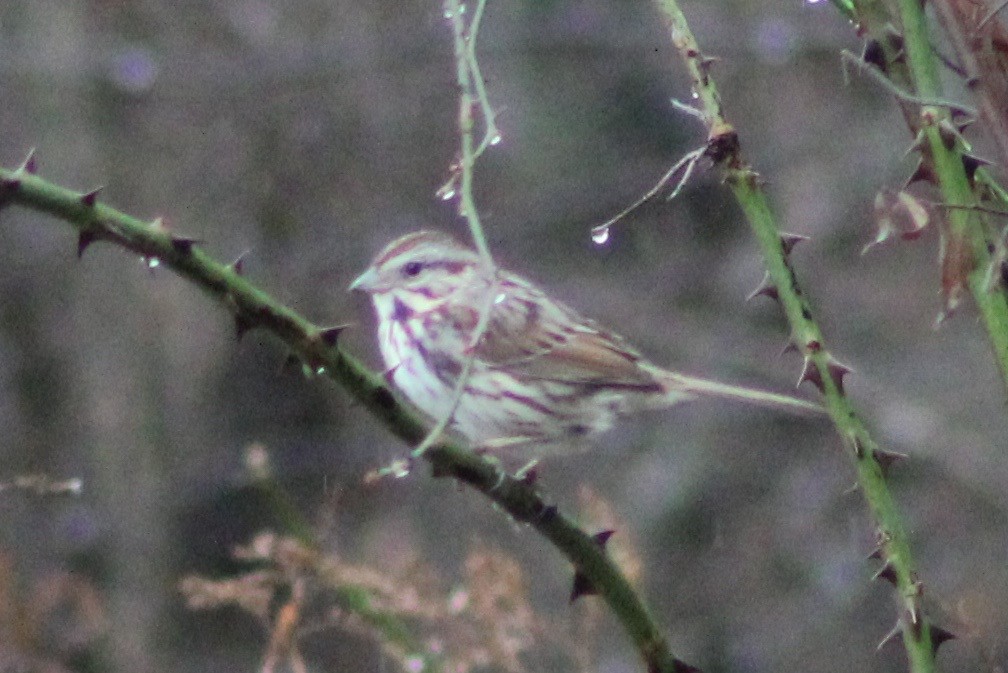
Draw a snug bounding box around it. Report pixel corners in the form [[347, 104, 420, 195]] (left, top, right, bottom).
[[402, 261, 423, 277]]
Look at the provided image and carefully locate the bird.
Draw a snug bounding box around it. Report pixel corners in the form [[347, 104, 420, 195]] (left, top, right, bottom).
[[350, 230, 822, 453]]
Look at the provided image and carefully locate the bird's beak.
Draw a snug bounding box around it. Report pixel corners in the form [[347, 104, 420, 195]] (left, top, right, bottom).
[[349, 267, 378, 293]]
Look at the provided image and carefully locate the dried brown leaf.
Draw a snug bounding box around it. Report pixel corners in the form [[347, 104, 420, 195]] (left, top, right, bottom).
[[936, 213, 976, 324], [863, 189, 931, 255]]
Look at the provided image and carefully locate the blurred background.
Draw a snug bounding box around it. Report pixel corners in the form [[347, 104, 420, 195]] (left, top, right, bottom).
[[1, 0, 1006, 671]]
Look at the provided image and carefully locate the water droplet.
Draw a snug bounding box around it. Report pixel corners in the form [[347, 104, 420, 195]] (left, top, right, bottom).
[[494, 292, 507, 304], [315, 365, 326, 376], [458, 3, 466, 14], [443, 8, 453, 18], [146, 256, 160, 269], [390, 459, 411, 478], [437, 185, 457, 201], [691, 88, 700, 99], [490, 133, 502, 146], [591, 226, 610, 246]]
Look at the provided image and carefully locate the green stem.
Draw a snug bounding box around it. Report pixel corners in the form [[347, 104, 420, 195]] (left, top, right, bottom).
[[651, 1, 940, 670], [446, 0, 492, 265], [893, 0, 1008, 391]]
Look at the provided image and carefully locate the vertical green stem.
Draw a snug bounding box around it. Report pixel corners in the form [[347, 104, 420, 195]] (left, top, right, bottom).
[[651, 1, 940, 670], [895, 0, 1008, 391]]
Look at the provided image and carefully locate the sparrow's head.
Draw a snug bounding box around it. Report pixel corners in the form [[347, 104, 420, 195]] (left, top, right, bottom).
[[350, 231, 483, 300]]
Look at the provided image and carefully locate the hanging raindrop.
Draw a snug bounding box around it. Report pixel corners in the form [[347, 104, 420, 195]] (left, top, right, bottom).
[[591, 226, 611, 246]]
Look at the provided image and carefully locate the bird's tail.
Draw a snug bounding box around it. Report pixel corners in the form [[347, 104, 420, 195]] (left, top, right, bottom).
[[657, 370, 826, 416]]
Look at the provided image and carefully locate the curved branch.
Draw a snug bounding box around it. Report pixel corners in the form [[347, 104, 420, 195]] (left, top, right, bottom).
[[0, 159, 691, 673]]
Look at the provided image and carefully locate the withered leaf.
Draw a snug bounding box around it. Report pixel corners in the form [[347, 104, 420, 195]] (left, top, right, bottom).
[[863, 189, 931, 255]]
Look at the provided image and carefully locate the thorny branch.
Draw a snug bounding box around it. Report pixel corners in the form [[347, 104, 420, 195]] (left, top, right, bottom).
[[0, 152, 693, 673]]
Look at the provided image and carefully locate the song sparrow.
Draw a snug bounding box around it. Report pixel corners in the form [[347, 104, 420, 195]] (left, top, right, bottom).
[[351, 231, 821, 452]]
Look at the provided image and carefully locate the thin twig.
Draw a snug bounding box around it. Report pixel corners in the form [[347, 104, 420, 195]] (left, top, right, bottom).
[[411, 0, 500, 459], [411, 275, 499, 458], [841, 49, 978, 116], [591, 146, 705, 240], [978, 0, 1008, 30]]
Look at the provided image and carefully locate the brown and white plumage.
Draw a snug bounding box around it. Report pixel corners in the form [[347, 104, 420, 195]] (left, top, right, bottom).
[[351, 231, 821, 450]]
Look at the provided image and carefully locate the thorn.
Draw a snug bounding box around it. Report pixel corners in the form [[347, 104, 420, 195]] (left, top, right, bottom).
[[930, 625, 956, 653], [318, 324, 350, 347], [170, 236, 200, 254], [672, 659, 702, 673], [80, 187, 102, 207], [937, 119, 959, 150], [873, 449, 908, 476], [229, 250, 250, 275], [904, 130, 927, 156], [867, 544, 884, 561], [538, 504, 558, 523], [842, 482, 859, 496], [746, 271, 779, 302], [570, 530, 616, 602], [883, 25, 905, 52], [797, 357, 823, 392], [382, 364, 400, 385], [593, 529, 616, 548], [17, 148, 37, 175], [235, 315, 253, 341], [863, 39, 886, 71], [699, 55, 720, 72], [781, 232, 809, 256], [876, 621, 902, 651], [961, 153, 993, 181], [905, 158, 937, 187], [77, 231, 97, 258], [826, 356, 852, 394], [853, 437, 865, 459], [954, 114, 975, 134], [780, 340, 799, 357], [570, 571, 595, 602], [520, 468, 538, 486], [872, 561, 898, 586], [907, 604, 922, 636]]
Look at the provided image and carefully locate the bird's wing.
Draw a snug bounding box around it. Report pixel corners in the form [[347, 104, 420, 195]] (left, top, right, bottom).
[[469, 279, 661, 390]]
